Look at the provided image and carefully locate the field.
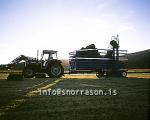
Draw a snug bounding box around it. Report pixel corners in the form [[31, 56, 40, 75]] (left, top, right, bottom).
[[0, 72, 149, 120]]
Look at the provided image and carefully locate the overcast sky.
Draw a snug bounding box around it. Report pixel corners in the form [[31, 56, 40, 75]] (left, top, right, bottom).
[[0, 0, 150, 64]]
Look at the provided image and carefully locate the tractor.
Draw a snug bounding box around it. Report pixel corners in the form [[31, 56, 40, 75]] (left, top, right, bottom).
[[7, 50, 64, 78]]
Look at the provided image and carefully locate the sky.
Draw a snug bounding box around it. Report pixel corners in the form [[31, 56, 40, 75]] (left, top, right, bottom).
[[0, 0, 150, 64]]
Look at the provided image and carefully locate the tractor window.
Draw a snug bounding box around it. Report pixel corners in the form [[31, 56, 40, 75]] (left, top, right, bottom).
[[48, 55, 53, 60], [42, 54, 49, 60], [50, 53, 57, 59]]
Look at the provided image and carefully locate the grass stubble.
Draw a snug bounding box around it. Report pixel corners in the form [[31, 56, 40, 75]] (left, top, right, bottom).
[[0, 73, 149, 120]]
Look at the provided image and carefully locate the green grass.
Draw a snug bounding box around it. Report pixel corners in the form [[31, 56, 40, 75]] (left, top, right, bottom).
[[0, 74, 149, 120]]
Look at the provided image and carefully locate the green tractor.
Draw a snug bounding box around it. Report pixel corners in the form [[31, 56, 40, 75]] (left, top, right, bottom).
[[8, 50, 64, 78]]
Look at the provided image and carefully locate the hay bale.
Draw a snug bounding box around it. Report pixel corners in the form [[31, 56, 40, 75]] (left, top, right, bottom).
[[110, 40, 119, 48], [35, 73, 46, 78], [7, 74, 23, 81], [81, 44, 96, 49], [75, 50, 101, 58], [74, 44, 101, 58]]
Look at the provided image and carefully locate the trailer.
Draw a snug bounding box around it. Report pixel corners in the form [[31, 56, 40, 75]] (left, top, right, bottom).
[[69, 35, 128, 78]]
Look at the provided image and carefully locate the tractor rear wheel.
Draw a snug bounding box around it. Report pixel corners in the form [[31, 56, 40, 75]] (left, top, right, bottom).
[[48, 63, 64, 77], [23, 68, 35, 78]]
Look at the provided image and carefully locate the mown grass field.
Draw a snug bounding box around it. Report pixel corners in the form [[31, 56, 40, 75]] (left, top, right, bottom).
[[0, 72, 149, 120]]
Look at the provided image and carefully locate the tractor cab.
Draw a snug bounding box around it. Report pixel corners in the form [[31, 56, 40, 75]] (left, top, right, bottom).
[[41, 50, 58, 60], [40, 50, 58, 68]]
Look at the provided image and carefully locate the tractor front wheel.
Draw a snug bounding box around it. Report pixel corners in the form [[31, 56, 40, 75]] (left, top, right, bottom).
[[23, 68, 35, 78]]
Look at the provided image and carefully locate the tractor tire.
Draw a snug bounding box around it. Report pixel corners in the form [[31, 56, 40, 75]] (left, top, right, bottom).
[[23, 68, 35, 78], [120, 71, 127, 77], [48, 63, 64, 78], [96, 71, 105, 78]]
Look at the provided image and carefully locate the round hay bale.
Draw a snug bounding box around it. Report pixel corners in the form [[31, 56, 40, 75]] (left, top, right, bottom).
[[110, 40, 119, 48], [7, 74, 23, 81], [35, 73, 46, 78]]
